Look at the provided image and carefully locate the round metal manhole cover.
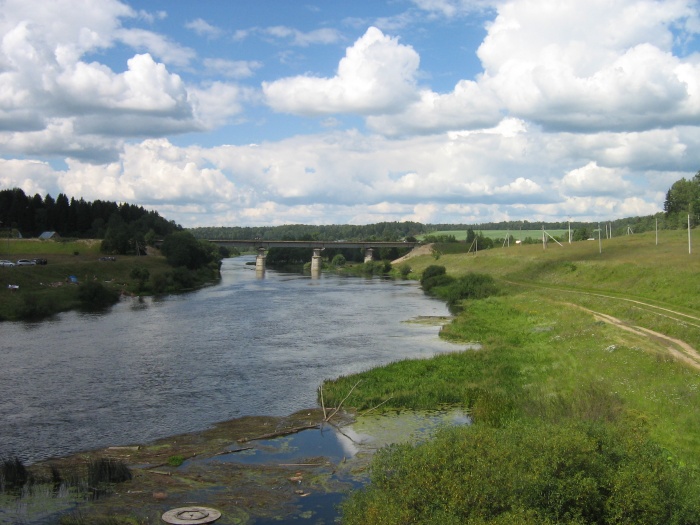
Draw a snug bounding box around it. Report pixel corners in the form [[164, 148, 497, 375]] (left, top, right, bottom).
[[162, 506, 221, 524]]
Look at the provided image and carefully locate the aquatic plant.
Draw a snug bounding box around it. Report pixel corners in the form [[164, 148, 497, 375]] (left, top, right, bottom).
[[1, 456, 30, 490], [167, 455, 185, 467], [86, 458, 132, 487]]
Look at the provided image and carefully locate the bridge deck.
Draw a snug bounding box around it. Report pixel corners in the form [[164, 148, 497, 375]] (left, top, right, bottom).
[[208, 240, 418, 249]]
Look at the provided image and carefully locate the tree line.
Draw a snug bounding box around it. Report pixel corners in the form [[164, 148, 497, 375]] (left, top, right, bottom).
[[0, 187, 181, 254]]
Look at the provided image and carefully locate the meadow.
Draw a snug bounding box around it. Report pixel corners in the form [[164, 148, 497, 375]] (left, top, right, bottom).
[[0, 239, 174, 320], [324, 229, 700, 523], [419, 228, 569, 241]]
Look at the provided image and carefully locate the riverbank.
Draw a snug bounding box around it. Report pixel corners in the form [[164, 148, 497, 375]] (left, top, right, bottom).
[[0, 239, 220, 321], [321, 229, 700, 523]]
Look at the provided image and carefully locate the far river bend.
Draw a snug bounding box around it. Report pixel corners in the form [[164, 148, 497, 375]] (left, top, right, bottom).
[[1, 256, 462, 464]]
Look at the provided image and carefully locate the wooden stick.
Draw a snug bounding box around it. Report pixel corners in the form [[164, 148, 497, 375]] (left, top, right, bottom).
[[319, 385, 327, 420], [238, 424, 320, 443], [360, 396, 394, 416], [213, 447, 253, 456], [325, 380, 361, 422]]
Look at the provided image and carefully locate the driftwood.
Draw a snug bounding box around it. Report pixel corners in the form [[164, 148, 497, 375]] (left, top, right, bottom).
[[237, 423, 320, 443], [213, 446, 253, 456]]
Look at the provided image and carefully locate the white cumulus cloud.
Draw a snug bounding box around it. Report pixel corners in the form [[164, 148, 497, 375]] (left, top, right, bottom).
[[263, 27, 420, 116]]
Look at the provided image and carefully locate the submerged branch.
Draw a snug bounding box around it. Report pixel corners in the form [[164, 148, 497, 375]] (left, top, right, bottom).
[[237, 424, 320, 443], [325, 380, 362, 422]]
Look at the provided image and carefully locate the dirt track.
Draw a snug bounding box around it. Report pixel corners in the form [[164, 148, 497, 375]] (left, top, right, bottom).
[[392, 243, 434, 264], [572, 304, 700, 370]]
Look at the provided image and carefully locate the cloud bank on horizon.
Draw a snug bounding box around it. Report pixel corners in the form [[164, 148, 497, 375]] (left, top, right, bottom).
[[0, 0, 699, 227]]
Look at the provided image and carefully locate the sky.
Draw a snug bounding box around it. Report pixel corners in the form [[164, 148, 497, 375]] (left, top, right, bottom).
[[1, 0, 700, 227]]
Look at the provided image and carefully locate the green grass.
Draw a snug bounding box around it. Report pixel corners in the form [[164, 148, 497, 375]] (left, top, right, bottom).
[[332, 230, 700, 522], [324, 229, 700, 462], [0, 239, 182, 320], [419, 229, 568, 241]]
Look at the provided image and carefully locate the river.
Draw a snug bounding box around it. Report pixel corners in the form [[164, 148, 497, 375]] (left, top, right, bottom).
[[1, 256, 460, 464]]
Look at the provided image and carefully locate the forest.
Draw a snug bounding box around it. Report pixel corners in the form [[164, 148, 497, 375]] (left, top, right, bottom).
[[0, 188, 182, 255]]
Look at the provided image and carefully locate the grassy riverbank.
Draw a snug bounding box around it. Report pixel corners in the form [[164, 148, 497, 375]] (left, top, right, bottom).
[[0, 239, 215, 321], [323, 230, 700, 523]]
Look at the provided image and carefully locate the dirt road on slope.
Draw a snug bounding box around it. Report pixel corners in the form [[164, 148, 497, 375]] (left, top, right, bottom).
[[571, 304, 700, 370]]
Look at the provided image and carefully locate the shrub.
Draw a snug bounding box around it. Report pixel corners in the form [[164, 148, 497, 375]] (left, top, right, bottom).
[[341, 421, 700, 525], [420, 265, 446, 285], [171, 266, 195, 289], [150, 272, 169, 294], [361, 260, 391, 275], [440, 272, 499, 306], [331, 254, 346, 267], [421, 273, 455, 292], [77, 281, 120, 310], [130, 267, 150, 292], [17, 293, 56, 320], [398, 263, 412, 278]]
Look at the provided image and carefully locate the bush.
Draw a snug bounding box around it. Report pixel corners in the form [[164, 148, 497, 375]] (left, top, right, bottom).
[[440, 272, 499, 306], [331, 254, 346, 267], [361, 260, 391, 275], [171, 266, 195, 289], [130, 267, 150, 293], [77, 281, 120, 310], [341, 421, 700, 525], [398, 263, 412, 278], [421, 273, 455, 292], [420, 265, 446, 285], [150, 272, 169, 294], [17, 293, 56, 320]]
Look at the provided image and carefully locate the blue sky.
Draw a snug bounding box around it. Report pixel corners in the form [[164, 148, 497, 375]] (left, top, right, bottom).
[[1, 0, 700, 227]]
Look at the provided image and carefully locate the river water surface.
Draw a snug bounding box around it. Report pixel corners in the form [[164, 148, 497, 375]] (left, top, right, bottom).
[[1, 256, 460, 464]]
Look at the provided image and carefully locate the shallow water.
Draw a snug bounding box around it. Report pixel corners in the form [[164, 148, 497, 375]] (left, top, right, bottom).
[[1, 256, 463, 464]]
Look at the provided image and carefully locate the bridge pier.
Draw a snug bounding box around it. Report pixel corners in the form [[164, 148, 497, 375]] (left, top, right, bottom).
[[364, 248, 374, 263], [311, 248, 322, 276], [256, 248, 266, 275]]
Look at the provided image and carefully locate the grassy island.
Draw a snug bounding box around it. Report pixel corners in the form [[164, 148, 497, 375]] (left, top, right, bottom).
[[323, 230, 700, 524]]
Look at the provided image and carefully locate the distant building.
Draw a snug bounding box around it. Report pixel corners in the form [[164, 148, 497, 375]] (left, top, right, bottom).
[[39, 231, 60, 240]]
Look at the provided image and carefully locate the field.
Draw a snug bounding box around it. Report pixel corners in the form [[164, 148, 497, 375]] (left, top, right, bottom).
[[420, 228, 569, 241], [0, 239, 172, 320]]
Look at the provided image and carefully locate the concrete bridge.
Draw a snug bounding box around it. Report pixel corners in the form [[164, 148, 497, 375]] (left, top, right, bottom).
[[207, 240, 419, 273]]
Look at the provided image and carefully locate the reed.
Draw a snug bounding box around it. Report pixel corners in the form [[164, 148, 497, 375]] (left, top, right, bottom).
[[86, 458, 132, 487], [0, 456, 30, 490]]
